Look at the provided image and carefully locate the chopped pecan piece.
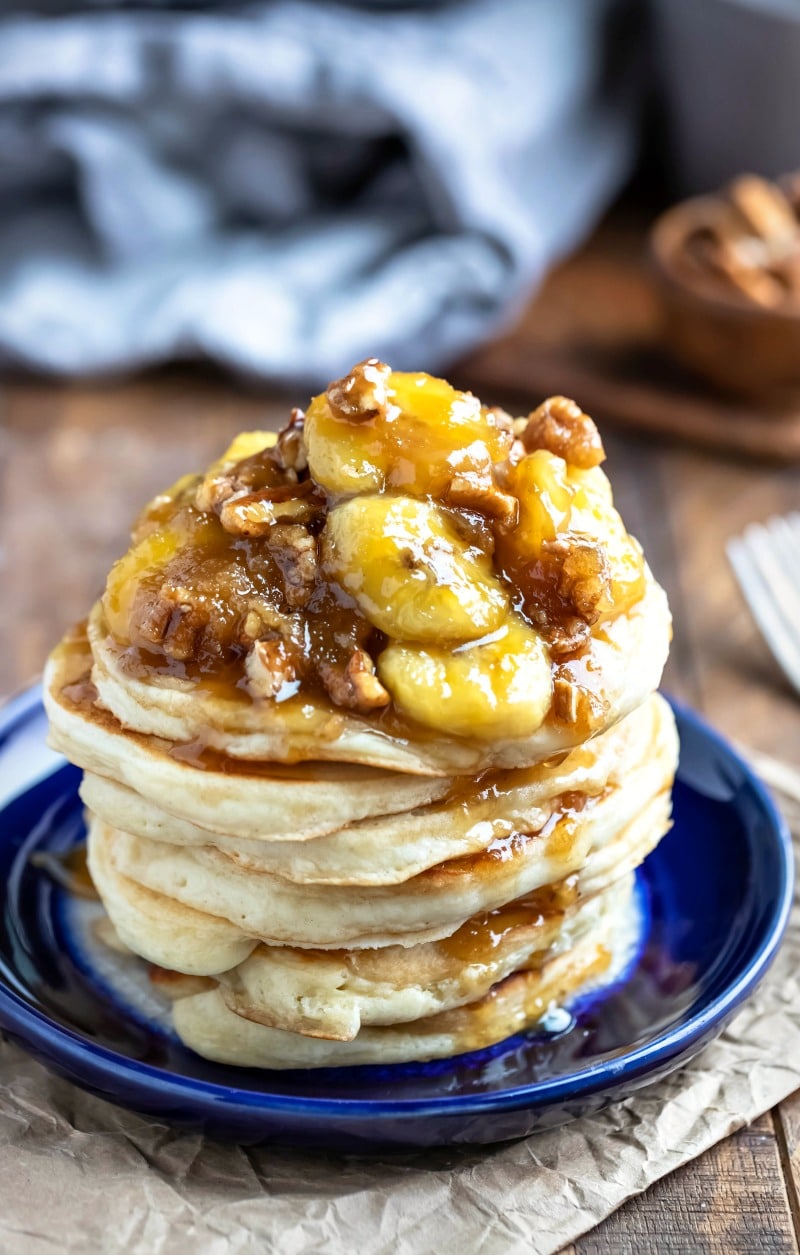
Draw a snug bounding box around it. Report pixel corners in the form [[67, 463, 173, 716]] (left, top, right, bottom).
[[274, 408, 308, 474], [195, 434, 303, 519], [130, 587, 174, 646], [443, 471, 519, 530], [245, 637, 298, 700], [485, 406, 515, 435], [546, 535, 612, 623], [269, 523, 318, 608], [514, 534, 612, 656], [545, 618, 592, 659], [326, 358, 392, 423], [129, 582, 208, 660], [552, 671, 608, 730], [240, 601, 305, 649], [447, 508, 496, 557], [702, 232, 786, 306], [194, 473, 233, 516], [218, 480, 320, 536], [320, 648, 390, 713], [521, 397, 605, 469], [161, 609, 202, 661], [195, 448, 290, 516]]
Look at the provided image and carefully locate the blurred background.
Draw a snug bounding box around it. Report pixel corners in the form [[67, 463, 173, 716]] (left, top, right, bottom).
[[1, 0, 798, 385]]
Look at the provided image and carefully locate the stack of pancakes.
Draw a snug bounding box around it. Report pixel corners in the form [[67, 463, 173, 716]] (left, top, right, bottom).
[[44, 367, 676, 1069]]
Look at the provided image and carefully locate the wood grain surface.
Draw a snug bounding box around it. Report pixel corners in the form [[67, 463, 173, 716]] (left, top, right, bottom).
[[2, 226, 800, 1249]]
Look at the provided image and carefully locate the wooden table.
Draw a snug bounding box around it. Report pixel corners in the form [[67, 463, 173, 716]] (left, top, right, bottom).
[[2, 240, 800, 1251]]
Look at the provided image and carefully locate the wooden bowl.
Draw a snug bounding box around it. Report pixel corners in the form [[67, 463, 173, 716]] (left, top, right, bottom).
[[650, 196, 800, 405]]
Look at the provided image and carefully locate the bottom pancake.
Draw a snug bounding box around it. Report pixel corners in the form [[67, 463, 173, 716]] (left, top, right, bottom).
[[163, 874, 635, 1068]]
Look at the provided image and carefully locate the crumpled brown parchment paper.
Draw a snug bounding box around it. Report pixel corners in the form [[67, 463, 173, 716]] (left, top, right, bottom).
[[1, 766, 799, 1255]]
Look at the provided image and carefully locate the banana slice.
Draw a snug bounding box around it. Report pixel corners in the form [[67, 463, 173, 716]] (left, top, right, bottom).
[[501, 453, 645, 616], [103, 528, 185, 644], [567, 468, 646, 612], [305, 369, 511, 497], [103, 492, 218, 645], [378, 618, 552, 739], [505, 449, 572, 560], [322, 495, 508, 643]]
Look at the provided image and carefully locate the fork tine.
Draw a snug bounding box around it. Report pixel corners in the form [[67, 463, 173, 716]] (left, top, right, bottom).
[[743, 520, 800, 629], [766, 514, 800, 592], [727, 534, 800, 696]]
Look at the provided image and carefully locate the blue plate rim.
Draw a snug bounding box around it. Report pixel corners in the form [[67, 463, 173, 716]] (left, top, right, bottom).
[[0, 685, 793, 1122]]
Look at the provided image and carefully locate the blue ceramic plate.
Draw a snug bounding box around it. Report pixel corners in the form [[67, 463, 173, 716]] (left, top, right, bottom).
[[0, 688, 792, 1151]]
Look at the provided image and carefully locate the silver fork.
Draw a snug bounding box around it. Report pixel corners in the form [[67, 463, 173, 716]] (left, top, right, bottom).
[[726, 512, 800, 698]]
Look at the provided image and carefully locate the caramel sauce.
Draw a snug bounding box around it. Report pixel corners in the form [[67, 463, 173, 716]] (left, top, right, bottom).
[[436, 789, 593, 883], [444, 940, 613, 1050], [56, 663, 365, 780], [438, 873, 580, 964]]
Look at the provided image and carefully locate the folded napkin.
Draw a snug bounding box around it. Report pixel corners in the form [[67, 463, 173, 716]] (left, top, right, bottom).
[[0, 0, 637, 383], [0, 743, 799, 1254]]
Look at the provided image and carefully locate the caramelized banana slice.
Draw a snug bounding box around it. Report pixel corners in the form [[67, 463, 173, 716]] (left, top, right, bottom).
[[104, 528, 185, 643], [505, 450, 573, 559], [305, 365, 512, 497], [499, 452, 645, 618], [322, 495, 508, 643], [568, 468, 645, 613], [378, 619, 552, 739]]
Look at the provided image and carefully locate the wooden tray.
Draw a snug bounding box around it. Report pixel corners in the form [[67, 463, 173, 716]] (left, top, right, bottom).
[[458, 213, 800, 463]]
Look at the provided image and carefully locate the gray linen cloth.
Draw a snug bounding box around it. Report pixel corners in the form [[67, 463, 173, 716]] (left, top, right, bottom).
[[0, 1, 636, 384]]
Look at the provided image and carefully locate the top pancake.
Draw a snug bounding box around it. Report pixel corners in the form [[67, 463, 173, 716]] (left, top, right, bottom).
[[86, 573, 670, 775]]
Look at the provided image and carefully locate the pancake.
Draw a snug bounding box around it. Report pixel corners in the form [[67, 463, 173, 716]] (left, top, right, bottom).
[[79, 694, 674, 885], [86, 575, 670, 775], [88, 772, 671, 952], [165, 876, 635, 1068], [44, 632, 453, 841], [148, 874, 630, 1041]]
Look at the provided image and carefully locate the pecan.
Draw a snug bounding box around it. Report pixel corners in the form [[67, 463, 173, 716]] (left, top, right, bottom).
[[446, 508, 496, 557], [521, 397, 605, 469], [547, 536, 612, 622], [485, 406, 515, 435], [545, 618, 592, 659], [326, 358, 391, 423], [442, 471, 519, 530], [320, 648, 390, 713], [195, 472, 235, 516], [130, 588, 174, 645], [269, 523, 318, 609], [129, 581, 206, 660], [160, 608, 202, 662], [218, 480, 320, 536], [240, 600, 305, 649], [681, 175, 800, 308], [245, 637, 298, 700], [274, 408, 308, 474], [195, 440, 296, 518], [515, 534, 612, 656], [552, 671, 608, 731], [706, 240, 786, 307]]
